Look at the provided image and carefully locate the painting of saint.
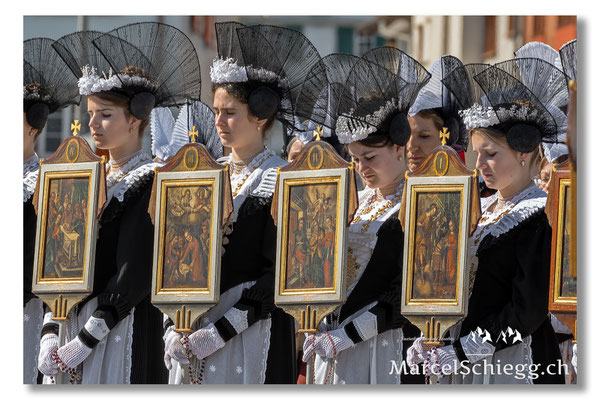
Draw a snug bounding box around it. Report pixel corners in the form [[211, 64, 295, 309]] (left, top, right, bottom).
[[559, 184, 576, 298], [284, 182, 337, 290], [410, 190, 461, 301], [41, 177, 89, 280], [161, 184, 212, 290]]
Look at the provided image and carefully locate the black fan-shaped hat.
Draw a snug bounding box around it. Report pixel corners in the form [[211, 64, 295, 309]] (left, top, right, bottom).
[[559, 39, 577, 82], [334, 48, 430, 146], [293, 53, 362, 142], [211, 22, 321, 134], [469, 63, 566, 152], [334, 57, 410, 146], [23, 38, 80, 130], [92, 22, 201, 107]]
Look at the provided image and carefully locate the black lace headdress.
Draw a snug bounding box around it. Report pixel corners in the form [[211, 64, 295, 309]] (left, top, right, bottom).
[[211, 22, 321, 134], [408, 55, 468, 149], [53, 23, 202, 121], [23, 38, 80, 130], [464, 60, 568, 153], [293, 53, 362, 142], [559, 39, 577, 82], [334, 48, 430, 146]]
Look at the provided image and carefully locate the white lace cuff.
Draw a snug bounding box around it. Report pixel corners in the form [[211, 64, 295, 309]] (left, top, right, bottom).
[[224, 307, 249, 334], [352, 311, 378, 342], [460, 332, 496, 363], [84, 316, 110, 342]]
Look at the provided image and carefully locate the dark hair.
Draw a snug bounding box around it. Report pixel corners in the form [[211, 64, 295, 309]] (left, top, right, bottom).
[[416, 109, 445, 132], [212, 82, 276, 133], [88, 92, 150, 136], [356, 133, 393, 148]]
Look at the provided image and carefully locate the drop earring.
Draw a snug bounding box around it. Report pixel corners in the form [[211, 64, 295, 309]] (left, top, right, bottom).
[[521, 160, 526, 167]]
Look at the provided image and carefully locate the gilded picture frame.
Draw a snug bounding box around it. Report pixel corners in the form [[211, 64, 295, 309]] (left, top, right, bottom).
[[150, 169, 224, 306], [32, 161, 102, 296], [401, 175, 472, 316], [274, 168, 349, 305]]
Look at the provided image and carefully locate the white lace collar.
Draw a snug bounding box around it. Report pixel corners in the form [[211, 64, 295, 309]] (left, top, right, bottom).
[[23, 153, 40, 202], [105, 150, 162, 203], [471, 182, 547, 254], [218, 148, 287, 222]]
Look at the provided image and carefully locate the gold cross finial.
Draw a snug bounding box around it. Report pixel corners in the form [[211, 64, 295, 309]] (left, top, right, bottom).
[[439, 127, 450, 146], [70, 120, 81, 136], [313, 125, 324, 141], [188, 126, 198, 143]]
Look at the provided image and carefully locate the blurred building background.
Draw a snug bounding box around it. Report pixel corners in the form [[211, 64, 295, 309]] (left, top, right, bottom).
[[24, 15, 576, 168]]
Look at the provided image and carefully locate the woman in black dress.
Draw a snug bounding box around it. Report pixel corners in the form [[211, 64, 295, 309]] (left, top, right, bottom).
[[23, 38, 80, 384], [298, 47, 430, 384], [36, 23, 201, 384], [162, 22, 321, 384], [407, 58, 569, 384]]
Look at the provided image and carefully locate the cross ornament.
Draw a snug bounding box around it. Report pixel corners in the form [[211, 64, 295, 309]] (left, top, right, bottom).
[[313, 125, 324, 141], [439, 127, 450, 146], [188, 126, 198, 143], [71, 120, 81, 136]]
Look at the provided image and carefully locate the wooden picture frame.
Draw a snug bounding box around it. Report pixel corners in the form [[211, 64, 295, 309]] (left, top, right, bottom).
[[274, 168, 349, 304], [271, 139, 358, 333], [150, 143, 233, 331], [401, 175, 472, 315], [31, 136, 106, 318], [399, 146, 480, 343], [546, 159, 576, 336]]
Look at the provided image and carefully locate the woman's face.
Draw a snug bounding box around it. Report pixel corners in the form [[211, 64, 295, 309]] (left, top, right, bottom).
[[87, 96, 139, 151], [23, 113, 37, 156], [471, 131, 530, 194], [406, 114, 442, 172], [539, 162, 553, 193], [347, 141, 405, 190], [213, 87, 263, 151]]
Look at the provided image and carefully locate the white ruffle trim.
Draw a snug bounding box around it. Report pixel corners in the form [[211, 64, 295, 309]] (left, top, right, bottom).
[[336, 99, 399, 144], [78, 65, 158, 96], [106, 152, 163, 203], [218, 149, 287, 222], [210, 58, 248, 84], [210, 58, 283, 87], [459, 104, 500, 130], [23, 154, 40, 202]]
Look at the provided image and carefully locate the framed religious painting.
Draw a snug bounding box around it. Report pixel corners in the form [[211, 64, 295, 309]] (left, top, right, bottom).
[[546, 159, 576, 338], [32, 135, 106, 319], [399, 146, 480, 343], [150, 143, 233, 331], [272, 139, 358, 333]]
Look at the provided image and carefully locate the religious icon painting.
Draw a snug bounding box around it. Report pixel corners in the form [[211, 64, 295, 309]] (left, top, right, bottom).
[[32, 136, 105, 310], [401, 174, 473, 316], [152, 170, 224, 301], [547, 160, 577, 309], [274, 168, 350, 304], [150, 143, 232, 332]]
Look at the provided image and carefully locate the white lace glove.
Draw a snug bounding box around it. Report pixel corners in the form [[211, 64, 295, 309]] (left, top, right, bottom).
[[572, 343, 577, 374], [37, 333, 59, 376], [313, 329, 354, 359], [302, 333, 317, 362], [163, 326, 188, 369], [185, 323, 226, 360], [429, 345, 461, 377], [56, 336, 93, 370], [406, 335, 438, 367]]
